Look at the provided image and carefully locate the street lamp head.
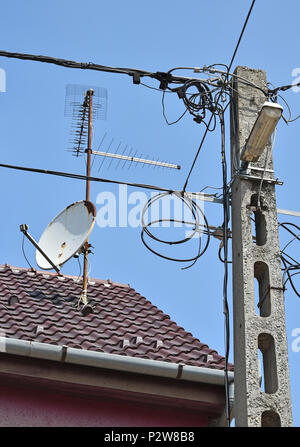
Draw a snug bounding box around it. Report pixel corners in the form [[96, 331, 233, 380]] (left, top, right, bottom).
[[240, 102, 283, 163]]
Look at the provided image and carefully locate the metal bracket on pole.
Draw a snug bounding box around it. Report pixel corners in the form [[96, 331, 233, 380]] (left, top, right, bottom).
[[238, 173, 283, 186], [186, 191, 300, 219], [185, 191, 224, 205]]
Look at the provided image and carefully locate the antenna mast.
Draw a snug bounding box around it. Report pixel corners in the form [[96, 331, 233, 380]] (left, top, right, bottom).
[[81, 89, 94, 305]]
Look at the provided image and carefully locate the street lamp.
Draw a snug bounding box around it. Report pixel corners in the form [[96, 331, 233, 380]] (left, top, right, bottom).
[[240, 102, 283, 163]]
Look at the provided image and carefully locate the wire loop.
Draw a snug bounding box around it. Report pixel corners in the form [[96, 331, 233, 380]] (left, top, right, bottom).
[[140, 191, 210, 269]]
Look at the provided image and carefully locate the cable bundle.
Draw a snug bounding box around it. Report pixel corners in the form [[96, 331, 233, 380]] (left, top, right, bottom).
[[141, 191, 210, 269], [279, 222, 300, 298]]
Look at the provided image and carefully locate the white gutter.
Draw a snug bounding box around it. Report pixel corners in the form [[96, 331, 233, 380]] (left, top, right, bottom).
[[0, 337, 234, 387], [1, 337, 235, 426]]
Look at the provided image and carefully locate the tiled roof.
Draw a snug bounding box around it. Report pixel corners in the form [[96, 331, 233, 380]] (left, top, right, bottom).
[[0, 264, 233, 371]]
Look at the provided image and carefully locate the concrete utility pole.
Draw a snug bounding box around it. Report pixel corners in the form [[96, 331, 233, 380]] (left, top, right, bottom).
[[230, 66, 293, 427]]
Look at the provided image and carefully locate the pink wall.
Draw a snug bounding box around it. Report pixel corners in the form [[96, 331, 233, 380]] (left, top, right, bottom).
[[0, 384, 209, 427]]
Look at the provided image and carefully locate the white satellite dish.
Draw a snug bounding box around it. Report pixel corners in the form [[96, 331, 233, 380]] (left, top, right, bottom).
[[36, 200, 96, 270]]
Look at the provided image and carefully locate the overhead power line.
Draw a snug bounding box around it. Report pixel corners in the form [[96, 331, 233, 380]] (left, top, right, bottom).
[[0, 50, 203, 86], [227, 0, 256, 73], [182, 0, 256, 193], [0, 162, 174, 193]]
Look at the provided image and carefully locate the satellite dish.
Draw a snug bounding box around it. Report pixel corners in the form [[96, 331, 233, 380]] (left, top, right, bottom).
[[36, 200, 96, 270]]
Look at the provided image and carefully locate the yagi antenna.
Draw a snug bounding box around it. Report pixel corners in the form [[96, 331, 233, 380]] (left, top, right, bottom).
[[65, 84, 179, 171], [93, 149, 181, 170], [65, 84, 107, 157], [93, 135, 181, 171]]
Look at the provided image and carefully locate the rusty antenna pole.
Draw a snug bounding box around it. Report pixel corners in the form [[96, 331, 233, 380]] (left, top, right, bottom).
[[65, 84, 107, 309], [81, 89, 94, 305]]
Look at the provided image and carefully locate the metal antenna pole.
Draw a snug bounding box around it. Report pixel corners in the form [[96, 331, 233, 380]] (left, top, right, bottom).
[[230, 67, 293, 427], [81, 89, 94, 305]]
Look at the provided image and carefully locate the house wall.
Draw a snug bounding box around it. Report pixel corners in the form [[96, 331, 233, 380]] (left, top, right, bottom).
[[0, 383, 209, 427]]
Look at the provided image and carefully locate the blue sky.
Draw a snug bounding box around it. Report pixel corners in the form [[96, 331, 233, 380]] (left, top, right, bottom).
[[0, 0, 299, 426]]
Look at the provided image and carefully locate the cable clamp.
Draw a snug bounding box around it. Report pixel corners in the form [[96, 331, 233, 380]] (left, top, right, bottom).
[[154, 72, 173, 90], [132, 72, 141, 84]]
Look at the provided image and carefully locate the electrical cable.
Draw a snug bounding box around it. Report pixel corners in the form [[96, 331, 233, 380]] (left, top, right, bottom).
[[203, 67, 269, 98], [268, 81, 300, 95], [140, 191, 210, 269], [285, 114, 300, 124], [0, 50, 154, 79], [179, 79, 226, 192], [268, 81, 300, 123], [281, 255, 300, 299], [218, 244, 232, 264], [6, 47, 289, 107], [0, 49, 211, 87], [162, 90, 189, 125], [274, 93, 300, 124], [161, 77, 219, 127], [227, 0, 256, 73], [140, 82, 173, 93], [22, 233, 33, 270], [182, 115, 216, 193], [279, 222, 300, 251], [182, 0, 256, 195], [3, 47, 297, 119], [282, 231, 300, 253], [0, 161, 175, 194], [279, 222, 300, 298], [281, 250, 300, 268], [76, 256, 82, 281], [219, 109, 231, 427]]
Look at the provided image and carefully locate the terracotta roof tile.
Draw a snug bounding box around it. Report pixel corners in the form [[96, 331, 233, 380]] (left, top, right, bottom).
[[0, 264, 233, 371]]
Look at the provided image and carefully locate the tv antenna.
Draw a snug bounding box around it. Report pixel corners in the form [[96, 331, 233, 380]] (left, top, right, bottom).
[[65, 83, 180, 172], [65, 86, 101, 305], [94, 133, 181, 171], [65, 84, 107, 157], [20, 86, 105, 308]]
